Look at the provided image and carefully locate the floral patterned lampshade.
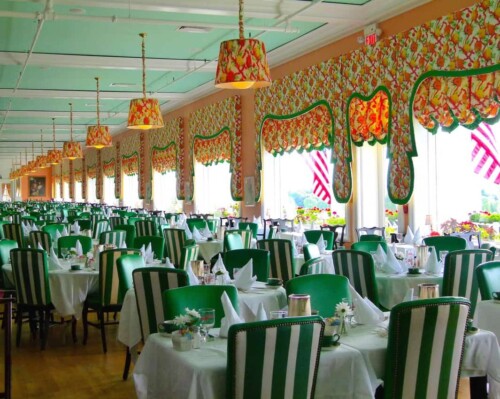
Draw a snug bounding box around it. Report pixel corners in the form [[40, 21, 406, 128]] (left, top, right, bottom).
[[62, 141, 83, 160], [215, 0, 271, 90], [86, 125, 112, 149], [35, 155, 49, 169], [127, 97, 164, 130], [47, 148, 62, 165]]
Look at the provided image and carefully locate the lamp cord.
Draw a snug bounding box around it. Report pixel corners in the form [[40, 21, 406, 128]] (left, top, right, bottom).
[[69, 102, 73, 141], [140, 33, 147, 98], [239, 0, 244, 39], [95, 77, 101, 127], [52, 118, 56, 150]]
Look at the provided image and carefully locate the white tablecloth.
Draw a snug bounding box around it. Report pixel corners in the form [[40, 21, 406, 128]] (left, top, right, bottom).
[[2, 264, 98, 319], [196, 240, 223, 263], [476, 300, 500, 344], [294, 252, 335, 275]]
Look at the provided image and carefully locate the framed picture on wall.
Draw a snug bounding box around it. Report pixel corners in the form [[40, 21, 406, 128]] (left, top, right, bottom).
[[29, 176, 46, 197], [244, 176, 255, 207]]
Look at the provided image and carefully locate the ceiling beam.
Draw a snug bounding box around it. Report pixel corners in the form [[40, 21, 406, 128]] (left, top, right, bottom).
[[0, 89, 181, 101]]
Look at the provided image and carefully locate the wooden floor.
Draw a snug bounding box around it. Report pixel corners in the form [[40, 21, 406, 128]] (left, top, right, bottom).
[[0, 315, 473, 399]]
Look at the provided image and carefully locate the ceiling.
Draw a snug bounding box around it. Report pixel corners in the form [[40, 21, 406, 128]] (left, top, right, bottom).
[[0, 0, 431, 178]]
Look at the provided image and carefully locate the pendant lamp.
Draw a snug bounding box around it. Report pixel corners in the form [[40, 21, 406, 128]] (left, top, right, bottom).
[[215, 0, 271, 89], [127, 33, 164, 130], [47, 118, 63, 165], [27, 142, 36, 173], [62, 103, 83, 160], [86, 77, 112, 149]]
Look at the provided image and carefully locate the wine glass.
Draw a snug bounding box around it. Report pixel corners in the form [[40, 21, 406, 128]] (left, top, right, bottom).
[[60, 247, 69, 260], [199, 308, 215, 342], [396, 233, 403, 243], [440, 250, 449, 271]]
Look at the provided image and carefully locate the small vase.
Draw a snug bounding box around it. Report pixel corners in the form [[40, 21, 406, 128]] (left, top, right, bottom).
[[339, 317, 347, 336], [171, 330, 192, 351]]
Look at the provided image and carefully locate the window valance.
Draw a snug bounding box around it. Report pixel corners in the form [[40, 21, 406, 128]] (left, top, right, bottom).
[[193, 129, 231, 166], [87, 163, 97, 179], [74, 169, 83, 183], [103, 159, 115, 178], [152, 144, 177, 174], [122, 152, 139, 176]]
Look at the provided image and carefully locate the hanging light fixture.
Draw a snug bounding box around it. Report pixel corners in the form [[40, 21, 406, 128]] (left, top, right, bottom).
[[35, 130, 49, 169], [62, 103, 83, 160], [47, 118, 63, 165], [215, 0, 271, 89], [27, 141, 37, 173], [127, 33, 164, 130], [86, 77, 112, 149]]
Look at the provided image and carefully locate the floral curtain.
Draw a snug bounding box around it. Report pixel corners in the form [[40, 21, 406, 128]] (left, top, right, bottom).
[[152, 144, 177, 174], [122, 152, 139, 176], [87, 163, 97, 179], [349, 90, 390, 146], [193, 129, 231, 166], [103, 159, 115, 178], [74, 169, 83, 183]]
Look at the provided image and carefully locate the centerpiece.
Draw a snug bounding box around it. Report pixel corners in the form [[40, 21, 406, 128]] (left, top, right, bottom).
[[171, 308, 201, 351]]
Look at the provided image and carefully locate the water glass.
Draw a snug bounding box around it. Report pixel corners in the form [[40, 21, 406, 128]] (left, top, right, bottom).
[[199, 308, 215, 342], [396, 233, 403, 243], [270, 310, 288, 319]]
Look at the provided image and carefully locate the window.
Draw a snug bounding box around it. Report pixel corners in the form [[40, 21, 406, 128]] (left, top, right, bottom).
[[87, 178, 97, 203], [122, 174, 143, 208], [153, 171, 182, 211], [194, 162, 232, 214], [103, 177, 118, 206], [74, 182, 83, 202], [62, 182, 69, 201], [54, 181, 61, 200]]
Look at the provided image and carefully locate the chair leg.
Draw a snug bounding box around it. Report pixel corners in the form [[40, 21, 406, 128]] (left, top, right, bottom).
[[71, 316, 77, 343], [99, 310, 107, 353], [40, 310, 50, 350], [82, 303, 88, 345], [15, 306, 22, 348], [122, 348, 131, 381]]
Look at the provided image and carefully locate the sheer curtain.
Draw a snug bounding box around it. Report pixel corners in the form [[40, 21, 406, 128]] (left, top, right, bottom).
[[122, 174, 143, 208], [153, 171, 181, 211], [194, 162, 231, 214], [87, 178, 97, 203], [103, 177, 117, 206], [74, 182, 83, 202]]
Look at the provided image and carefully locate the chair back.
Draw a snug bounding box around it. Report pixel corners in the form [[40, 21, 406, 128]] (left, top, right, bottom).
[[109, 216, 127, 230], [321, 224, 346, 248], [223, 249, 270, 282], [113, 224, 136, 248], [42, 223, 66, 242], [133, 267, 189, 340], [351, 241, 388, 253], [257, 239, 296, 283], [0, 239, 17, 266], [224, 232, 244, 252], [117, 254, 145, 303], [186, 218, 208, 232], [442, 249, 493, 315], [384, 297, 470, 399], [422, 236, 467, 259], [304, 230, 334, 250], [286, 274, 349, 317], [238, 222, 258, 239], [303, 244, 320, 262], [135, 220, 158, 237], [479, 243, 496, 257], [133, 235, 165, 260], [99, 230, 126, 247], [226, 316, 324, 399], [299, 257, 327, 275], [98, 249, 141, 306], [332, 249, 380, 307], [74, 218, 92, 231], [356, 227, 385, 241], [476, 261, 500, 300], [0, 220, 9, 239], [179, 244, 200, 270], [359, 234, 385, 242], [263, 218, 293, 239], [451, 231, 482, 248], [163, 228, 186, 266], [29, 231, 52, 252], [3, 223, 25, 248], [267, 225, 278, 239], [163, 285, 239, 328], [57, 235, 93, 257], [93, 220, 111, 240], [11, 248, 51, 306]]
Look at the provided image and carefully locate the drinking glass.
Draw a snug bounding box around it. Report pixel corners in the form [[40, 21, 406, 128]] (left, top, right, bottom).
[[60, 247, 69, 260], [396, 233, 403, 243], [439, 250, 449, 272], [199, 308, 215, 342]]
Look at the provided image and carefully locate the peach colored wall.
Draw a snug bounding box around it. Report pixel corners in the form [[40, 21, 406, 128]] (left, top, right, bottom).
[[21, 167, 52, 201]]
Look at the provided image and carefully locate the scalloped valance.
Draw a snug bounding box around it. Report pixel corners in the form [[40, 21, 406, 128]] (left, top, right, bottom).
[[87, 163, 97, 179], [193, 129, 231, 166], [74, 169, 83, 183], [103, 159, 115, 178], [122, 152, 139, 176], [152, 144, 177, 174]]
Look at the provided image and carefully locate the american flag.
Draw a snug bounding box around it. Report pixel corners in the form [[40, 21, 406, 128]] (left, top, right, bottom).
[[471, 123, 500, 185], [304, 149, 332, 204]]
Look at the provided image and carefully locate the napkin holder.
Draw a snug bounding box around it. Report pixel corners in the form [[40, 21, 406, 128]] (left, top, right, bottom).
[[418, 283, 439, 299]]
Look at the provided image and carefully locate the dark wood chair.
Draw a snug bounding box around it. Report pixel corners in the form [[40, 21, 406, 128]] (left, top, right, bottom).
[[321, 224, 346, 248]]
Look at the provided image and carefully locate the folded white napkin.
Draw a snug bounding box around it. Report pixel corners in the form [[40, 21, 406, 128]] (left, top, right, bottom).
[[72, 221, 81, 234], [140, 244, 146, 259], [403, 227, 414, 244], [186, 261, 200, 285], [75, 240, 83, 256], [382, 246, 403, 274], [22, 222, 29, 237], [62, 227, 69, 237], [234, 259, 257, 291], [32, 224, 38, 231], [55, 229, 62, 242], [202, 225, 212, 239], [374, 244, 387, 266], [192, 226, 203, 241], [37, 242, 44, 251], [49, 247, 64, 270], [219, 291, 244, 338], [413, 227, 422, 245], [120, 240, 127, 249], [183, 223, 193, 240], [425, 246, 440, 274], [252, 216, 262, 227], [316, 234, 326, 253], [164, 257, 174, 269], [212, 254, 231, 283], [240, 301, 267, 323], [349, 285, 385, 325], [62, 216, 68, 223], [291, 239, 298, 257], [145, 243, 154, 264]]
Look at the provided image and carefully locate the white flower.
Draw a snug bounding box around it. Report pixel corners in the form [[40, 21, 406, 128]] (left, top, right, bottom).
[[186, 308, 200, 319], [335, 302, 351, 317]]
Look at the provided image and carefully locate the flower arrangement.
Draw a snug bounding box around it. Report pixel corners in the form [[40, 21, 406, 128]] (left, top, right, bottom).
[[295, 207, 345, 225], [469, 210, 500, 223], [173, 308, 200, 335], [385, 208, 398, 222], [334, 301, 351, 335]]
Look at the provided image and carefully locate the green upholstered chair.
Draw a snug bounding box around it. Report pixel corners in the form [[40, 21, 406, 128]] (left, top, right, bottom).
[[286, 274, 350, 317], [74, 218, 92, 232], [99, 230, 126, 247], [355, 227, 386, 241], [303, 243, 320, 262], [0, 239, 18, 289], [29, 230, 52, 252], [135, 220, 158, 237], [223, 249, 270, 282], [351, 241, 389, 253], [133, 235, 165, 260], [423, 236, 467, 259], [321, 224, 346, 249], [359, 234, 385, 242], [163, 228, 186, 267], [117, 254, 145, 310], [179, 244, 200, 271], [57, 235, 92, 258], [257, 239, 296, 283], [224, 231, 244, 252], [476, 261, 500, 300], [479, 243, 496, 257], [332, 249, 380, 308], [163, 285, 239, 328], [186, 218, 208, 232], [442, 249, 493, 316], [109, 216, 127, 230], [226, 316, 324, 399], [127, 216, 145, 227], [92, 219, 111, 240], [0, 220, 9, 239], [3, 223, 25, 248], [42, 223, 66, 242], [299, 257, 327, 275], [83, 248, 141, 353], [383, 297, 470, 399], [113, 224, 136, 249], [304, 230, 335, 250], [238, 222, 258, 239], [267, 225, 278, 239]]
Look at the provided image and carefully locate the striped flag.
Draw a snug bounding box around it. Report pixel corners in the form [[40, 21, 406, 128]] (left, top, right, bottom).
[[304, 149, 332, 204], [471, 123, 500, 184]]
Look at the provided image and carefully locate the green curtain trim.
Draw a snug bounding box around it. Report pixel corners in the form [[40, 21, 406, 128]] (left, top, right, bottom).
[[121, 151, 139, 160], [151, 142, 178, 173]]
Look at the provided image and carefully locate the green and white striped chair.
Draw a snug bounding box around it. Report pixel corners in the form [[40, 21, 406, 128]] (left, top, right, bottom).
[[29, 230, 52, 252], [476, 261, 500, 300], [332, 249, 380, 308], [304, 230, 335, 250], [0, 239, 18, 289], [113, 224, 136, 249], [109, 216, 127, 230], [42, 223, 66, 242], [179, 244, 199, 270], [423, 236, 467, 259], [99, 230, 126, 247], [257, 239, 296, 283], [226, 316, 324, 399], [299, 257, 327, 275], [133, 235, 165, 260], [163, 228, 186, 267], [351, 241, 389, 253], [223, 230, 252, 251], [117, 254, 145, 314], [135, 220, 158, 237], [442, 249, 493, 316], [384, 297, 470, 399], [92, 219, 111, 240], [57, 235, 93, 258], [3, 223, 25, 248], [238, 222, 258, 239], [223, 249, 270, 282], [82, 248, 141, 353], [303, 244, 320, 262]]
